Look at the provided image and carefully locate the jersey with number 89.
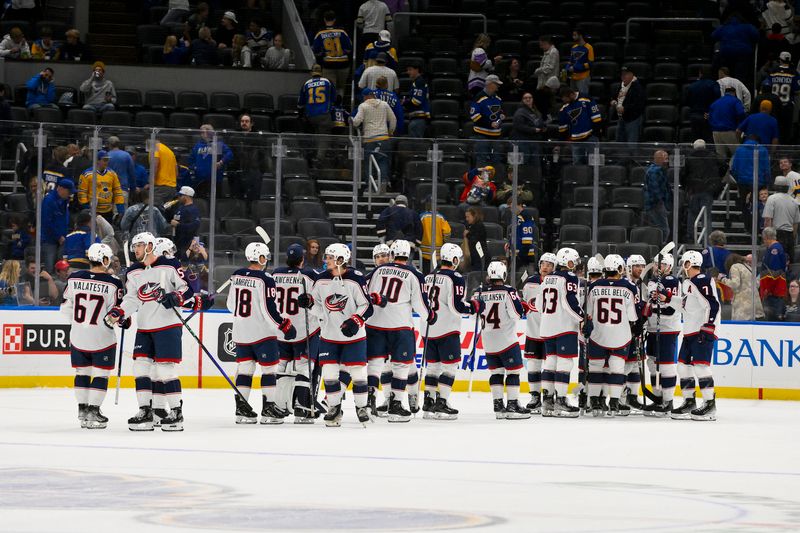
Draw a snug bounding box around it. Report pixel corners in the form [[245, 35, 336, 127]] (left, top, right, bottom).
[[424, 269, 472, 338], [60, 270, 124, 352], [472, 285, 524, 354], [272, 266, 320, 341], [226, 268, 285, 344], [537, 270, 585, 338], [366, 262, 428, 330]]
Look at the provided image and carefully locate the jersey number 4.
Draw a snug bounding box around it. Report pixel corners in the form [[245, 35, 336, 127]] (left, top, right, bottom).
[[74, 293, 104, 325]]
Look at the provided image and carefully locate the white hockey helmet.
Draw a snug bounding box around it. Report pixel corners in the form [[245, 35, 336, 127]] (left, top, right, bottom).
[[245, 242, 271, 265], [372, 243, 390, 259], [390, 239, 412, 259], [586, 257, 603, 275], [604, 254, 625, 274], [440, 242, 463, 266], [487, 260, 507, 281], [153, 237, 177, 258], [657, 252, 674, 270], [556, 247, 580, 268], [680, 250, 703, 270], [539, 252, 557, 267], [626, 254, 646, 268], [325, 242, 351, 266], [130, 231, 156, 252], [87, 243, 113, 265]]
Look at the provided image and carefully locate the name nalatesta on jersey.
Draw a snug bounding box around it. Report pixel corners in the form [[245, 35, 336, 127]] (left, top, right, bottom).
[[71, 279, 113, 294]]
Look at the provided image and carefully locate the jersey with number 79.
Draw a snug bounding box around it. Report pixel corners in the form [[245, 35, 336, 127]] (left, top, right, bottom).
[[226, 268, 285, 344], [472, 285, 524, 354], [366, 262, 429, 330], [537, 270, 585, 338]]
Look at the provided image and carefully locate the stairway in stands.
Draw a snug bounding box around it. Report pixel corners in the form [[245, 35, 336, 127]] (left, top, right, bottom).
[[710, 186, 752, 254], [88, 0, 139, 64]]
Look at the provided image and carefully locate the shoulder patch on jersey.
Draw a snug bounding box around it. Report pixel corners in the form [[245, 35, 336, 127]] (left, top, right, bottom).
[[771, 248, 779, 255], [697, 274, 707, 279], [453, 271, 462, 278], [354, 270, 363, 276]]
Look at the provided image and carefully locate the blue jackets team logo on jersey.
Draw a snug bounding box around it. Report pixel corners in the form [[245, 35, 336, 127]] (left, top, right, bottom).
[[325, 294, 348, 312], [137, 282, 163, 302]]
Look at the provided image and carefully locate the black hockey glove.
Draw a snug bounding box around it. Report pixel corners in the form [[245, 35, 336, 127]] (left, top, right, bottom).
[[470, 299, 485, 314], [697, 323, 716, 345], [159, 291, 184, 309], [103, 306, 125, 329], [297, 293, 313, 309], [120, 316, 132, 330], [340, 315, 365, 337], [582, 320, 593, 339], [426, 311, 437, 325], [279, 318, 297, 340]]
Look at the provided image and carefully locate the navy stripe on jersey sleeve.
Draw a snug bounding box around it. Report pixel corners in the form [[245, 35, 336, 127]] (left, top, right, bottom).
[[564, 272, 585, 318], [348, 269, 374, 320], [693, 275, 720, 324], [257, 271, 284, 325], [451, 273, 473, 314]]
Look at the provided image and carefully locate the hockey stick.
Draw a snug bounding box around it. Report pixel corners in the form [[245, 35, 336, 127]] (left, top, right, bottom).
[[651, 242, 674, 399], [419, 253, 438, 400], [300, 274, 315, 418], [114, 240, 132, 405], [467, 243, 486, 398]]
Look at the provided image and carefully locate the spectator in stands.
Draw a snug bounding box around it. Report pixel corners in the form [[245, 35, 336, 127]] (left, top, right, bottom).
[[352, 88, 396, 185], [496, 57, 527, 102], [64, 144, 91, 181], [22, 259, 58, 306], [760, 226, 788, 321], [80, 62, 116, 114], [762, 0, 795, 40], [376, 195, 421, 249], [40, 179, 73, 272], [356, 0, 392, 54], [190, 26, 218, 66], [374, 75, 404, 133], [299, 64, 336, 163], [566, 29, 593, 95], [687, 66, 721, 142], [106, 136, 135, 205], [403, 62, 429, 138], [709, 86, 746, 161], [313, 11, 352, 92], [25, 68, 57, 110], [120, 189, 168, 240], [246, 19, 273, 55], [306, 239, 323, 270], [63, 211, 98, 270], [188, 124, 234, 198], [464, 206, 489, 272], [53, 260, 70, 299], [161, 0, 191, 25], [216, 11, 239, 49], [717, 67, 752, 112], [95, 213, 117, 255], [731, 134, 770, 230], [232, 34, 252, 68], [365, 30, 398, 70], [737, 100, 779, 146], [763, 178, 800, 261], [31, 26, 58, 60], [762, 51, 799, 144], [783, 280, 800, 322], [42, 146, 67, 192], [509, 202, 537, 270], [778, 158, 800, 205], [162, 35, 189, 65], [150, 139, 178, 205], [8, 216, 31, 260], [611, 65, 645, 145], [684, 139, 722, 242], [263, 33, 293, 70], [183, 238, 208, 292], [420, 201, 452, 273], [0, 27, 30, 59], [534, 35, 559, 90], [170, 186, 201, 255], [712, 15, 759, 86], [533, 76, 560, 120], [58, 29, 91, 62], [0, 260, 29, 306], [470, 74, 505, 167], [230, 114, 268, 200], [77, 150, 124, 224], [459, 166, 497, 208], [129, 146, 149, 193], [184, 2, 209, 41], [558, 86, 601, 165], [642, 149, 672, 242], [511, 92, 545, 167], [718, 254, 764, 320], [358, 52, 398, 91], [748, 186, 769, 235], [467, 34, 494, 97]]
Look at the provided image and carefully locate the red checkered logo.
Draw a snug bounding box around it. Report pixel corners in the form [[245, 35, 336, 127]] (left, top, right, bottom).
[[3, 324, 23, 353]]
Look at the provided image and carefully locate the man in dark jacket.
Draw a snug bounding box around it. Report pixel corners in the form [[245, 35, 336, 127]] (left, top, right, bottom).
[[683, 139, 722, 241], [229, 114, 268, 200], [612, 66, 645, 144], [687, 66, 721, 142], [40, 178, 74, 272], [376, 194, 422, 251], [170, 186, 201, 256]]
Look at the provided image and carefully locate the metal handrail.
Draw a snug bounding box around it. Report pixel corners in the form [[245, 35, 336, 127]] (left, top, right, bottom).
[[693, 205, 709, 247], [625, 17, 719, 43], [719, 182, 731, 227], [367, 153, 381, 212]]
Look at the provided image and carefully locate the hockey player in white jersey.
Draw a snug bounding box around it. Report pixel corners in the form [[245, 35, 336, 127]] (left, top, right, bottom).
[[672, 250, 720, 421], [585, 254, 640, 416], [537, 247, 585, 417], [643, 253, 681, 417], [366, 239, 429, 422], [104, 231, 194, 431], [226, 242, 297, 425], [299, 243, 374, 427], [422, 243, 479, 420], [622, 254, 647, 412], [520, 252, 556, 413], [272, 243, 319, 424], [61, 243, 124, 429], [367, 243, 395, 415], [576, 256, 603, 412], [473, 261, 530, 419]]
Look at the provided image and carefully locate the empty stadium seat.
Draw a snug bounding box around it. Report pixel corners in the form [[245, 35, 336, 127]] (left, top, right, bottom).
[[297, 218, 336, 238], [243, 93, 274, 114], [560, 224, 592, 244], [573, 187, 607, 208], [560, 207, 593, 227], [178, 91, 208, 113], [216, 199, 247, 219], [222, 218, 256, 235], [210, 92, 240, 113], [168, 112, 201, 129], [31, 107, 62, 123], [145, 90, 176, 111], [645, 105, 678, 126], [630, 226, 664, 246], [202, 113, 236, 130], [260, 218, 295, 237], [484, 222, 504, 240], [599, 208, 636, 228], [611, 188, 644, 210], [283, 179, 317, 200], [100, 111, 132, 126], [135, 111, 166, 128], [290, 200, 327, 221], [597, 226, 627, 243], [431, 78, 464, 99], [66, 109, 95, 124]]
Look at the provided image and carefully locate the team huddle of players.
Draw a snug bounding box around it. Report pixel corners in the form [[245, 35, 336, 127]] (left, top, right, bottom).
[[60, 232, 720, 430]]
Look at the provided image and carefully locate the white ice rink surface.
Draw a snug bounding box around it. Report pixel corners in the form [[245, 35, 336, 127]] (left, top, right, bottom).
[[2, 389, 800, 533]]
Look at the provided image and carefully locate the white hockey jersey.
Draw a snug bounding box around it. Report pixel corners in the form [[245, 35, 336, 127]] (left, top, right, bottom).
[[682, 273, 721, 335], [310, 268, 374, 343], [225, 268, 285, 344], [586, 279, 639, 349], [366, 262, 428, 330], [646, 274, 682, 334], [537, 270, 585, 338], [120, 257, 193, 332], [60, 270, 124, 352], [473, 284, 524, 355], [521, 273, 544, 340], [423, 268, 472, 338], [272, 266, 320, 342]]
